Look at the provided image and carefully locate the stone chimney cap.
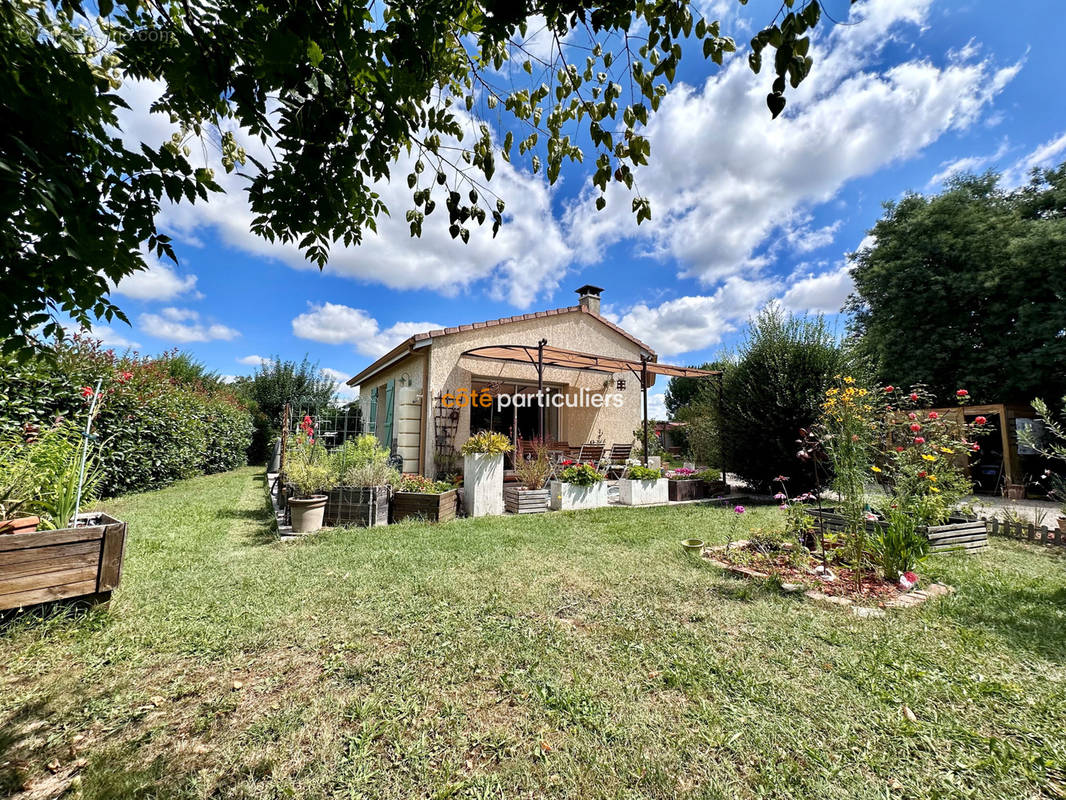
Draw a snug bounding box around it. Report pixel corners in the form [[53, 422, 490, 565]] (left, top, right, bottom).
[[575, 284, 604, 297]]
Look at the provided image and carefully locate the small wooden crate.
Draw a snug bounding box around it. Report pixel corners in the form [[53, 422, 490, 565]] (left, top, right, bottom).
[[503, 486, 549, 514], [323, 487, 389, 527], [0, 513, 127, 611], [391, 489, 459, 523]]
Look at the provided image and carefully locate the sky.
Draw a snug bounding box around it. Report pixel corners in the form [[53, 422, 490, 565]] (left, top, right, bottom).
[[91, 0, 1066, 417]]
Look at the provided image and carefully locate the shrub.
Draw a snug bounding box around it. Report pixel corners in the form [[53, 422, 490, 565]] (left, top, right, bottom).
[[695, 468, 721, 483], [460, 430, 513, 455], [719, 306, 852, 493], [557, 462, 603, 486], [627, 465, 662, 481], [286, 461, 334, 497], [323, 433, 399, 488], [0, 336, 253, 497], [397, 474, 453, 493]]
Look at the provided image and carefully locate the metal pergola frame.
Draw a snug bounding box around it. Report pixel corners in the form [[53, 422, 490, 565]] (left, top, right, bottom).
[[460, 342, 721, 465]]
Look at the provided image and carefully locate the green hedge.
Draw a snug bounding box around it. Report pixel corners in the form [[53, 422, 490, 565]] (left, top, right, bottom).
[[0, 336, 252, 496]]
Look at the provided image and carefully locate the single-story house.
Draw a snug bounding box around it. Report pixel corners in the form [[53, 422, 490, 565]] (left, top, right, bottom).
[[347, 286, 658, 477]]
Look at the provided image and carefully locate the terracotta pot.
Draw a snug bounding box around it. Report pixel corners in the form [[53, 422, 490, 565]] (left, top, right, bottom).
[[0, 515, 40, 535], [1058, 517, 1066, 533], [288, 495, 327, 533]]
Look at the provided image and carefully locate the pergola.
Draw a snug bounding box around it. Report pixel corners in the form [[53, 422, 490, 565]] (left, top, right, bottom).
[[461, 341, 721, 465]]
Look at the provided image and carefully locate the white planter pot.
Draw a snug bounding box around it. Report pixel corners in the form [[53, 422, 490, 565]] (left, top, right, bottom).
[[549, 480, 610, 511], [618, 478, 668, 506], [463, 453, 505, 517]]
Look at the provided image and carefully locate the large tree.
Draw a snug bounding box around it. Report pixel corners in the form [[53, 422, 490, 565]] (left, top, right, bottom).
[[847, 167, 1066, 405], [2, 0, 834, 357]]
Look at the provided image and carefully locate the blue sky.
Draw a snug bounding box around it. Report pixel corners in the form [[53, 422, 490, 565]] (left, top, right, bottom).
[[93, 0, 1065, 415]]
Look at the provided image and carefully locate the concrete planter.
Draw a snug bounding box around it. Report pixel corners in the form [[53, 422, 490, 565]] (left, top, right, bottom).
[[463, 453, 505, 517], [549, 480, 609, 511], [618, 478, 669, 506]]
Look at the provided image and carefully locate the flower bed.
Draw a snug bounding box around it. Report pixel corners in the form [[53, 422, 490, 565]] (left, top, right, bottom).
[[806, 507, 988, 553], [391, 475, 459, 523], [0, 513, 127, 611]]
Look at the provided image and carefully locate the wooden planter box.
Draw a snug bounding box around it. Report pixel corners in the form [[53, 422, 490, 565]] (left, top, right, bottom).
[[504, 486, 550, 514], [323, 486, 389, 528], [668, 479, 707, 501], [391, 489, 459, 523], [0, 513, 127, 611], [807, 508, 987, 553]]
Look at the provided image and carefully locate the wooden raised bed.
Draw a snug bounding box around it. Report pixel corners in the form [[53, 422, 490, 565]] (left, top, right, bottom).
[[323, 486, 389, 528], [391, 489, 459, 523], [807, 508, 987, 554], [0, 513, 127, 611], [503, 486, 549, 514], [667, 479, 728, 501]]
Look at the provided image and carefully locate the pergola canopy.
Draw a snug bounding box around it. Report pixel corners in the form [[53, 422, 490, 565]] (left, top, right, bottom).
[[460, 344, 720, 381]]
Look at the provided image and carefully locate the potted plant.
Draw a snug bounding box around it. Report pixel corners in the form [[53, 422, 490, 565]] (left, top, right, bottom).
[[549, 461, 608, 511], [618, 464, 668, 506], [461, 431, 512, 517], [324, 434, 399, 527], [391, 474, 459, 523], [504, 440, 551, 513], [285, 460, 332, 533], [666, 467, 706, 501]]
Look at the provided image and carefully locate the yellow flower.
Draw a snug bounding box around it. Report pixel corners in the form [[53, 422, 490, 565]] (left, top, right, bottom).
[[928, 475, 938, 482], [921, 454, 936, 462], [844, 376, 855, 384], [871, 466, 882, 473], [940, 447, 954, 454], [930, 487, 940, 493]]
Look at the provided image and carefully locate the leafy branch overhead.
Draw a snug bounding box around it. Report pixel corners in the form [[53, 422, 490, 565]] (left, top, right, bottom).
[[1, 0, 834, 355]]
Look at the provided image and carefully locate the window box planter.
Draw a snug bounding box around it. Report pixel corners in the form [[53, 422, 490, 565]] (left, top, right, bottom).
[[392, 489, 459, 523], [463, 453, 505, 517], [807, 507, 987, 553], [549, 480, 610, 511], [0, 513, 127, 611], [504, 486, 550, 514], [289, 495, 327, 533], [323, 486, 389, 527], [618, 477, 669, 506]]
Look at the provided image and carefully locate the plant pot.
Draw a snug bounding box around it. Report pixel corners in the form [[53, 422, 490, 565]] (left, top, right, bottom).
[[504, 486, 550, 514], [549, 480, 609, 511], [392, 489, 458, 523], [463, 453, 505, 517], [1006, 483, 1026, 500], [618, 478, 669, 506], [0, 515, 40, 535], [288, 495, 327, 533], [681, 538, 704, 554], [1058, 517, 1066, 533]]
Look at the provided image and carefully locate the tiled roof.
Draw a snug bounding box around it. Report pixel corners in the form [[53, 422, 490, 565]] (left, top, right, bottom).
[[347, 305, 655, 387]]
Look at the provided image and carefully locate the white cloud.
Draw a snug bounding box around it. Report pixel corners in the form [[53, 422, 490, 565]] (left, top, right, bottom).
[[113, 81, 572, 309], [609, 277, 775, 356], [139, 308, 240, 343], [646, 389, 668, 421], [565, 0, 1019, 285], [321, 367, 359, 403], [291, 302, 442, 358], [1003, 130, 1066, 186], [927, 139, 1009, 186], [783, 219, 844, 254], [781, 264, 855, 315], [109, 255, 199, 301], [237, 354, 270, 366], [65, 324, 140, 350]]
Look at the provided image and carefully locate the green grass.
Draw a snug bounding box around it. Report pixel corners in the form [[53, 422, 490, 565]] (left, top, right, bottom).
[[2, 467, 1065, 799]]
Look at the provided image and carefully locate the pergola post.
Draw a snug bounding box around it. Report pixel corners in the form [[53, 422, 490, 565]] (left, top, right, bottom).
[[641, 356, 649, 467], [536, 338, 547, 442]]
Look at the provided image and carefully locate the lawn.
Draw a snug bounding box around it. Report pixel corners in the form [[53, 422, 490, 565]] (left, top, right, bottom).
[[2, 468, 1064, 800]]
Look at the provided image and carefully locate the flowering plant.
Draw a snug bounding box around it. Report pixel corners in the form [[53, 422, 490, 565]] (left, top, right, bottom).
[[397, 474, 453, 493], [666, 467, 697, 479], [557, 462, 603, 486]]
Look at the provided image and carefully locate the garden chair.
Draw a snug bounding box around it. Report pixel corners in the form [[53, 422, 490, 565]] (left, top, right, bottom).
[[575, 443, 606, 472], [604, 443, 633, 478]]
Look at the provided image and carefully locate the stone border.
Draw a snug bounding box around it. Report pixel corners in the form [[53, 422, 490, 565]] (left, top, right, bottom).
[[702, 545, 954, 618]]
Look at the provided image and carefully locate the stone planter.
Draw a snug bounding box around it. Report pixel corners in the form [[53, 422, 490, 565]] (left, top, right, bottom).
[[289, 495, 327, 533], [549, 480, 609, 511], [807, 507, 988, 553], [0, 513, 127, 611], [504, 486, 550, 514], [323, 487, 389, 527], [391, 489, 459, 523], [463, 453, 505, 517], [618, 478, 668, 506]]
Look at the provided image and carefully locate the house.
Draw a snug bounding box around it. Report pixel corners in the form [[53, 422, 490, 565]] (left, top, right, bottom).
[[347, 286, 657, 477]]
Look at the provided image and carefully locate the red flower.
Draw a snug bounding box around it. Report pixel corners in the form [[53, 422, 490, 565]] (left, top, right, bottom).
[[928, 411, 939, 420], [80, 386, 94, 398], [918, 470, 927, 478], [974, 415, 987, 425], [910, 393, 919, 402], [896, 446, 904, 452], [910, 423, 921, 432], [914, 436, 926, 444], [884, 386, 895, 393], [972, 442, 980, 451], [956, 389, 969, 397], [907, 412, 917, 420]]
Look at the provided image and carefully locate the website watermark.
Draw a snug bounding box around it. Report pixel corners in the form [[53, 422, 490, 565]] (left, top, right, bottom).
[[441, 388, 624, 409]]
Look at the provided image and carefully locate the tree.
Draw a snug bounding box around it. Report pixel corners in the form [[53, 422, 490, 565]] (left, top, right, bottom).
[[2, 0, 833, 356], [847, 166, 1066, 404], [718, 306, 852, 492], [665, 359, 727, 466]]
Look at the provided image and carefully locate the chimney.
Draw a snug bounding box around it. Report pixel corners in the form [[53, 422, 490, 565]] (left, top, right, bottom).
[[575, 284, 604, 315]]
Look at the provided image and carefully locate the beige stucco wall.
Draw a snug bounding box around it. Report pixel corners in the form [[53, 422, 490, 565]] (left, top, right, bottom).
[[421, 312, 654, 475], [355, 352, 426, 473]]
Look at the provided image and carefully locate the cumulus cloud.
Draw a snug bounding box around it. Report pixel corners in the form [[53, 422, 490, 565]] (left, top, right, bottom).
[[565, 0, 1019, 283], [237, 354, 270, 366], [781, 264, 855, 315], [320, 367, 359, 402], [109, 255, 200, 301], [139, 308, 240, 343], [927, 139, 1010, 186], [291, 303, 441, 358], [1002, 130, 1066, 186], [66, 324, 140, 350], [113, 80, 572, 309]]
